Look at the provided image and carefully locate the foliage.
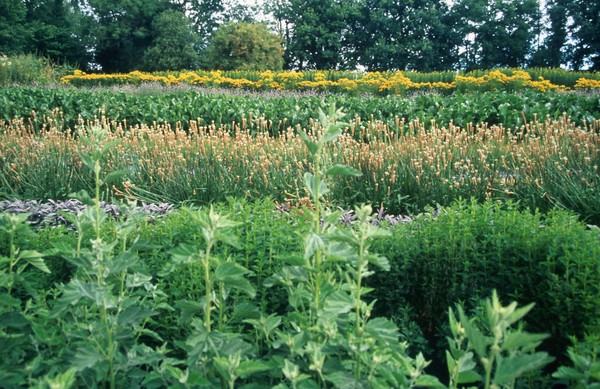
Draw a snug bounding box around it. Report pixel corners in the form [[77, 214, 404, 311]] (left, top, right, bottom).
[[0, 54, 71, 85], [369, 199, 600, 366], [203, 22, 284, 71], [140, 10, 201, 72], [553, 333, 600, 388], [446, 291, 553, 389], [1, 99, 599, 223]]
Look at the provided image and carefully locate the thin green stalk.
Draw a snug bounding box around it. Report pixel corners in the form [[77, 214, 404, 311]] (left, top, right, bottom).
[[204, 240, 214, 332]]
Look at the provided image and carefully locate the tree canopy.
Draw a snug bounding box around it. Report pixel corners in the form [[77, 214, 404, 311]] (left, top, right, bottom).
[[1, 0, 598, 71]]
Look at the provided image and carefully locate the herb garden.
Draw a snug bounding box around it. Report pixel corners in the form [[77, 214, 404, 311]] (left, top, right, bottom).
[[1, 64, 599, 388]]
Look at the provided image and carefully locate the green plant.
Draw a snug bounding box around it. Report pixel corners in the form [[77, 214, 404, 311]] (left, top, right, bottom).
[[446, 290, 553, 389], [49, 126, 168, 388], [264, 104, 444, 387], [553, 333, 600, 388]]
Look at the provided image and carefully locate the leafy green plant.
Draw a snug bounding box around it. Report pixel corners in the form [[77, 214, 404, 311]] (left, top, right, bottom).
[[553, 333, 600, 388], [446, 290, 553, 389], [265, 104, 443, 387], [49, 126, 167, 388]]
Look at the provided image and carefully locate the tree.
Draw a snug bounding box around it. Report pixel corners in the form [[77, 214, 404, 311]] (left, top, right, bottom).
[[24, 0, 91, 66], [141, 10, 200, 71], [203, 22, 284, 70], [349, 0, 458, 71], [88, 0, 173, 72], [269, 0, 357, 70], [451, 0, 540, 70], [565, 0, 600, 70], [0, 0, 31, 55], [170, 0, 255, 49]]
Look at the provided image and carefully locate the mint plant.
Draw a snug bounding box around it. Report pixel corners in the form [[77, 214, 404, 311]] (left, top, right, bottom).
[[50, 126, 167, 388], [446, 290, 554, 389], [265, 103, 444, 387]]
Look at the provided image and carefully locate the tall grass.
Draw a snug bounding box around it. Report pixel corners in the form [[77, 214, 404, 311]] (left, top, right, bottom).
[[0, 54, 71, 85], [1, 113, 599, 223]]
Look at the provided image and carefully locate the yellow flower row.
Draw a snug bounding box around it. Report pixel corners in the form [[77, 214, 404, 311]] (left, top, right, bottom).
[[61, 69, 595, 94]]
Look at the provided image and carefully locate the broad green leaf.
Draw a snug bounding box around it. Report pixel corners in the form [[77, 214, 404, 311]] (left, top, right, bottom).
[[458, 370, 481, 384], [365, 317, 400, 344], [365, 253, 390, 271], [321, 290, 354, 317], [414, 374, 446, 388], [215, 262, 256, 297], [297, 130, 319, 156], [18, 250, 50, 273], [322, 127, 342, 143], [175, 299, 204, 322], [304, 232, 324, 259], [118, 305, 157, 326], [215, 230, 242, 249], [78, 151, 95, 170], [103, 169, 129, 185], [68, 189, 95, 205], [493, 352, 553, 385], [108, 251, 138, 275], [459, 307, 487, 358], [237, 360, 274, 378], [325, 370, 363, 388], [170, 243, 199, 265], [325, 164, 362, 177], [502, 331, 549, 352], [71, 347, 103, 371], [303, 172, 328, 201]]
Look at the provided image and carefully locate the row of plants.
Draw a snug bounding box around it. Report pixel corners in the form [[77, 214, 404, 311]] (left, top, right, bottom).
[[1, 115, 599, 387], [59, 68, 600, 95], [1, 86, 599, 131], [2, 111, 599, 224]]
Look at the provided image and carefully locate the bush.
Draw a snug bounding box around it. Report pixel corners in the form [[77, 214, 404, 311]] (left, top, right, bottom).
[[369, 199, 600, 364]]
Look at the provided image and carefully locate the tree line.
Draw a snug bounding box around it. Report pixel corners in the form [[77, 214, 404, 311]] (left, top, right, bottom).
[[1, 0, 598, 72]]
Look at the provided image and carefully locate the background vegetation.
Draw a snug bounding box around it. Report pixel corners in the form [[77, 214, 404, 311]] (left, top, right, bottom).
[[0, 0, 598, 72]]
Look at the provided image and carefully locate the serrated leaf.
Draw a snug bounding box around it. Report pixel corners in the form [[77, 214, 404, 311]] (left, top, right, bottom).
[[175, 299, 204, 322], [71, 347, 103, 371], [325, 165, 363, 177], [493, 352, 553, 385], [321, 290, 354, 317], [215, 262, 255, 297], [118, 305, 157, 326], [108, 251, 138, 275], [18, 250, 50, 273]]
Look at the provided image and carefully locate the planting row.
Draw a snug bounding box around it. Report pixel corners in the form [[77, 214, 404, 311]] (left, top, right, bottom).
[[59, 69, 600, 95], [1, 113, 599, 224], [1, 86, 599, 132]]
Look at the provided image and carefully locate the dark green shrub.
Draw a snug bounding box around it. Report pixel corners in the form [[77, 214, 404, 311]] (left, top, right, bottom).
[[369, 199, 600, 363]]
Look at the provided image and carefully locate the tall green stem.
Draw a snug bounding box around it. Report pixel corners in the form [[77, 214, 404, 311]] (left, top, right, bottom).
[[204, 241, 214, 332]]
